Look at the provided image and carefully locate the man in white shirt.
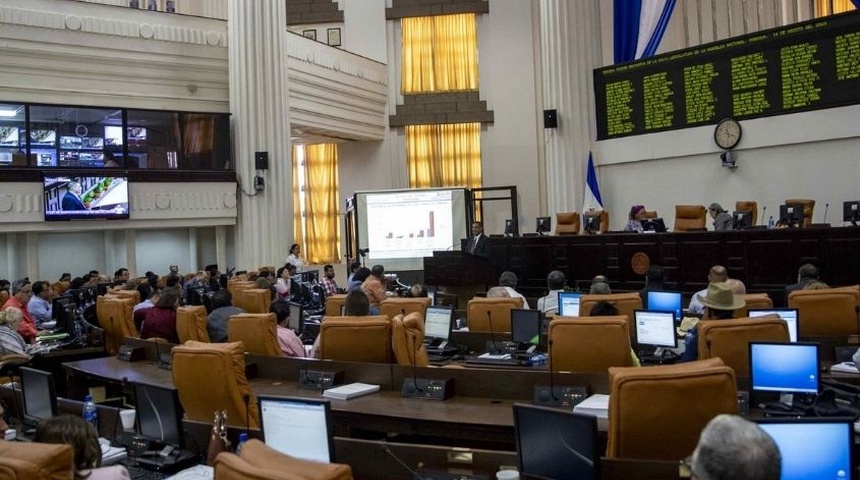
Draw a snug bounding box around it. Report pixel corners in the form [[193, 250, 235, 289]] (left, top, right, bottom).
[[499, 271, 530, 309], [536, 270, 566, 315], [687, 265, 728, 315]]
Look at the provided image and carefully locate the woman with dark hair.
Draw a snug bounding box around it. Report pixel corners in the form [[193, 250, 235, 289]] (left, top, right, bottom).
[[346, 267, 370, 293], [35, 415, 130, 479], [140, 287, 180, 344], [624, 205, 647, 233], [286, 243, 304, 269]]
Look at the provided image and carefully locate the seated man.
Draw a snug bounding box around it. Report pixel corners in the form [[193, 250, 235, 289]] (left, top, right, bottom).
[[536, 270, 565, 315], [362, 265, 390, 314], [311, 289, 370, 358], [270, 301, 305, 358], [499, 271, 530, 308], [688, 265, 729, 315], [681, 283, 745, 362], [689, 414, 780, 480], [783, 263, 818, 303], [206, 289, 245, 343]]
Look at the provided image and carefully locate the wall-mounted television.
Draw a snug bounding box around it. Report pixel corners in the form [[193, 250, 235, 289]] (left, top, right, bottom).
[[43, 174, 130, 221]]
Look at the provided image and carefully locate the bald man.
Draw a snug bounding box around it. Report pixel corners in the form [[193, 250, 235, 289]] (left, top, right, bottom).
[[688, 265, 729, 315]]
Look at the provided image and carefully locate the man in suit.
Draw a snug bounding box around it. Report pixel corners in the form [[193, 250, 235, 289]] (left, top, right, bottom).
[[784, 263, 818, 301], [61, 180, 86, 211], [466, 221, 488, 257]]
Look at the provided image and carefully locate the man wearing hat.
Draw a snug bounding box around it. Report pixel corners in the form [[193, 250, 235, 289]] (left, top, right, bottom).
[[681, 282, 745, 362]]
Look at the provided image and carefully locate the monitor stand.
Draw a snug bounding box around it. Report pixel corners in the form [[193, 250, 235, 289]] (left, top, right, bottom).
[[779, 393, 793, 406]]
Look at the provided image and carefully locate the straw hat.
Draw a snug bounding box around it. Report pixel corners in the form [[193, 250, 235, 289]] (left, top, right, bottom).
[[695, 282, 746, 311]]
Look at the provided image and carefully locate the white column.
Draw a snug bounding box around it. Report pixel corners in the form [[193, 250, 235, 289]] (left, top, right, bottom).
[[126, 229, 137, 277], [188, 227, 198, 272], [25, 232, 38, 281], [539, 0, 602, 215], [228, 0, 293, 269], [215, 225, 227, 275]]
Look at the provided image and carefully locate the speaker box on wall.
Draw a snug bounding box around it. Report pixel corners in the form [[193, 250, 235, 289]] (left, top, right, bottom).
[[255, 151, 269, 170], [543, 109, 558, 128]]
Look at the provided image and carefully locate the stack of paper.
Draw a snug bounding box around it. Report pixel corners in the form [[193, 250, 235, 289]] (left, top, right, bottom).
[[830, 362, 860, 374], [573, 393, 610, 430], [322, 382, 380, 400]]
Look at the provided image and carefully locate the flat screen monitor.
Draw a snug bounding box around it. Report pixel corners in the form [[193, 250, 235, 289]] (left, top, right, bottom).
[[133, 382, 184, 447], [20, 367, 57, 427], [504, 219, 516, 236], [641, 218, 667, 233], [749, 342, 819, 395], [583, 214, 601, 233], [748, 309, 799, 342], [779, 204, 804, 227], [514, 403, 600, 480], [43, 174, 130, 221], [295, 270, 319, 284], [51, 296, 78, 336], [258, 396, 335, 463], [510, 308, 541, 345], [646, 291, 682, 321], [557, 291, 580, 317], [288, 302, 303, 332], [732, 210, 753, 229], [843, 200, 860, 224], [757, 419, 854, 480], [424, 305, 453, 341], [536, 216, 551, 234], [634, 310, 676, 348]]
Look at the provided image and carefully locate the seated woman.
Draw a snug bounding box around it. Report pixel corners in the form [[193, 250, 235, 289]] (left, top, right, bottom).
[[140, 288, 180, 344], [34, 414, 131, 480], [0, 307, 31, 358], [708, 203, 733, 231], [624, 205, 647, 232]]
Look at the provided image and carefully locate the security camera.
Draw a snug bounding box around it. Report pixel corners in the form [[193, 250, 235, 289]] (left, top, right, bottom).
[[720, 151, 737, 169]]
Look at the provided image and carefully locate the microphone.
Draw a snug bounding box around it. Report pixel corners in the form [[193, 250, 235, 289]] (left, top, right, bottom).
[[760, 206, 766, 226], [824, 203, 829, 224], [547, 339, 558, 401], [486, 310, 500, 355], [381, 443, 425, 480], [410, 334, 423, 393], [243, 393, 251, 435]]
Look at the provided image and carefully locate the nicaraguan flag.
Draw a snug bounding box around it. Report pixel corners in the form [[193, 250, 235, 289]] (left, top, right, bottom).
[[614, 0, 678, 63], [582, 152, 603, 213]]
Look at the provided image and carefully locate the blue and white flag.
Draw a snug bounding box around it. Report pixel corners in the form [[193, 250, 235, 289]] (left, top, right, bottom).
[[614, 0, 677, 63], [582, 152, 603, 213]]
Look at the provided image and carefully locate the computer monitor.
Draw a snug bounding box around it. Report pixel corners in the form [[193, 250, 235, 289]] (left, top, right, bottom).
[[20, 367, 57, 427], [536, 216, 551, 235], [186, 286, 205, 306], [646, 291, 682, 321], [732, 210, 753, 229], [133, 382, 185, 447], [748, 308, 799, 342], [288, 302, 303, 333], [504, 219, 516, 236], [258, 396, 335, 463], [296, 270, 319, 284], [757, 419, 854, 480], [557, 291, 580, 317], [843, 200, 860, 225], [583, 214, 601, 233], [513, 403, 600, 480], [510, 309, 541, 346], [641, 217, 667, 233], [424, 305, 454, 341], [749, 342, 819, 395], [779, 204, 805, 227], [633, 310, 676, 348]]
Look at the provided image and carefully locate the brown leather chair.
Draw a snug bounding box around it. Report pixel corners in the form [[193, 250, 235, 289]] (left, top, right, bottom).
[[227, 280, 256, 298], [735, 293, 773, 317], [735, 200, 758, 227], [788, 285, 860, 336], [697, 316, 790, 375], [50, 281, 70, 296], [548, 316, 633, 372], [176, 305, 211, 343], [607, 358, 737, 460], [325, 294, 348, 317], [555, 212, 580, 235], [466, 297, 524, 333], [673, 205, 707, 232], [234, 288, 271, 314], [0, 291, 9, 306], [784, 198, 815, 227], [227, 313, 281, 357], [380, 297, 431, 321], [110, 289, 141, 304], [214, 439, 353, 480], [579, 293, 643, 322], [318, 316, 392, 363], [642, 210, 658, 219], [583, 210, 609, 234], [97, 295, 138, 356], [392, 312, 429, 367], [172, 340, 259, 428], [0, 440, 75, 480]]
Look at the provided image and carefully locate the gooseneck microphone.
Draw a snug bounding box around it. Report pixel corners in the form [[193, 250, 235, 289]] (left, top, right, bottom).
[[381, 443, 426, 480], [824, 203, 829, 224], [486, 310, 500, 355], [243, 393, 251, 435], [761, 206, 766, 226], [547, 339, 558, 401], [410, 335, 423, 393]]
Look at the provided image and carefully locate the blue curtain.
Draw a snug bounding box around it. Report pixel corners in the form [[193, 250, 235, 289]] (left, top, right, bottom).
[[614, 0, 642, 63], [853, 0, 860, 9]]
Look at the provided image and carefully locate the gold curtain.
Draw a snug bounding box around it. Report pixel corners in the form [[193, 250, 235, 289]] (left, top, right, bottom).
[[303, 144, 341, 264], [291, 145, 305, 261], [401, 13, 479, 93], [816, 0, 856, 15], [406, 123, 482, 189]]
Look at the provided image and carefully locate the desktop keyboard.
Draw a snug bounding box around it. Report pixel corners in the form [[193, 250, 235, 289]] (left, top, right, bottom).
[[125, 464, 165, 480]]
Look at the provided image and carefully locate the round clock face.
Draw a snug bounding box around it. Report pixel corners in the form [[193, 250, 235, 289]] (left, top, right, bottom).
[[714, 118, 741, 149]]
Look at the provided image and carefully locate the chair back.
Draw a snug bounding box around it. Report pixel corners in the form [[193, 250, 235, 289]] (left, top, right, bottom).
[[735, 200, 758, 226], [466, 297, 524, 332], [642, 210, 658, 219], [784, 198, 815, 227], [171, 340, 259, 429], [555, 212, 580, 235], [227, 313, 282, 357], [234, 288, 271, 314], [392, 312, 429, 367], [176, 305, 210, 343], [227, 280, 256, 298], [548, 316, 633, 372], [735, 293, 773, 317], [674, 205, 707, 231], [579, 293, 643, 322], [214, 439, 353, 480], [319, 316, 392, 363], [110, 289, 141, 304], [50, 281, 70, 296], [97, 295, 138, 356], [380, 297, 431, 321], [607, 358, 737, 460], [0, 441, 74, 480], [788, 285, 860, 336], [325, 294, 348, 317], [697, 316, 790, 375]]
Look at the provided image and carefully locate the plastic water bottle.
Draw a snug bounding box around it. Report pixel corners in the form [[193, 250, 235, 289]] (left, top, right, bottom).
[[235, 432, 249, 455], [83, 395, 98, 432], [767, 215, 775, 229]]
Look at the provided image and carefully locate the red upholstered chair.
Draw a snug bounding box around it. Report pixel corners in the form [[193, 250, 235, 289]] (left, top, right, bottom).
[[674, 205, 707, 231]]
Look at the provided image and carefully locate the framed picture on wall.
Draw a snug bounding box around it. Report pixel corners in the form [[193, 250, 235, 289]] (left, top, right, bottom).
[[327, 28, 341, 47], [303, 29, 317, 41]]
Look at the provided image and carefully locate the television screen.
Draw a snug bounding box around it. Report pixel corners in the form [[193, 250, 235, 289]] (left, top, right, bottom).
[[558, 291, 580, 317], [43, 174, 130, 221], [514, 404, 600, 480], [80, 137, 104, 149], [748, 309, 799, 342], [0, 126, 19, 147], [424, 305, 453, 341], [843, 200, 860, 224], [758, 419, 853, 480], [646, 291, 682, 321], [258, 396, 335, 463], [30, 129, 56, 147], [749, 342, 819, 395], [634, 310, 676, 348], [59, 135, 81, 149], [105, 125, 123, 146], [732, 210, 753, 229]]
